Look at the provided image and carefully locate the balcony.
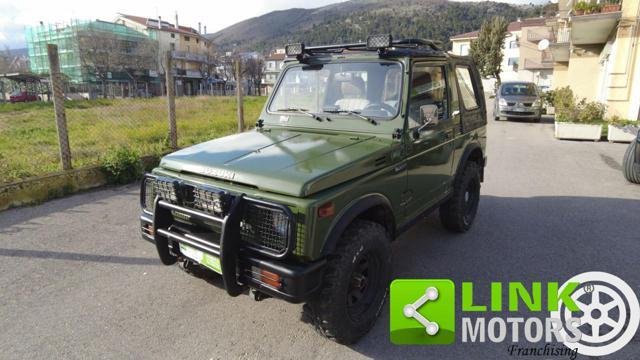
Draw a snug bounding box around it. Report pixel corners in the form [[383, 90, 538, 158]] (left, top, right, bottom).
[[171, 51, 214, 64], [527, 31, 552, 43], [549, 28, 570, 62], [523, 58, 553, 70], [570, 9, 622, 45]]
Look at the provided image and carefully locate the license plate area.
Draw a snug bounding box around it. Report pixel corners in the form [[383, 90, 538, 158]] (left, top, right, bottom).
[[180, 243, 222, 274]]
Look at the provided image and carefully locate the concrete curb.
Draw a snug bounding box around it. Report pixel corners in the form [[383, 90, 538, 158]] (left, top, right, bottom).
[[0, 166, 107, 211], [0, 155, 160, 212]]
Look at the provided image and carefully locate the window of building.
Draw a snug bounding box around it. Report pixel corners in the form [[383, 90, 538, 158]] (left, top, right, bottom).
[[509, 40, 518, 49], [171, 33, 175, 38], [170, 43, 175, 51], [508, 57, 519, 66], [455, 66, 479, 110], [184, 36, 190, 42], [409, 64, 447, 127], [459, 44, 469, 56], [196, 38, 199, 44]]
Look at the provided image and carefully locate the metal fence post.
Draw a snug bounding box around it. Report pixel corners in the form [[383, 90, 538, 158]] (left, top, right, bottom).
[[47, 44, 72, 171], [165, 51, 178, 150], [236, 59, 244, 133]]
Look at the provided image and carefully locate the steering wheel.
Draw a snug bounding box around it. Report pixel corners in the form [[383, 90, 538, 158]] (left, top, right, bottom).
[[363, 103, 396, 115]]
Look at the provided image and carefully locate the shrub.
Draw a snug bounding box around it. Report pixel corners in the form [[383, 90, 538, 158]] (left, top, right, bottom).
[[101, 146, 143, 184], [553, 86, 606, 124]]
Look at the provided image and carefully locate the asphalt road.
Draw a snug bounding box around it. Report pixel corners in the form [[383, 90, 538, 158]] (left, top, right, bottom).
[[1, 106, 639, 359]]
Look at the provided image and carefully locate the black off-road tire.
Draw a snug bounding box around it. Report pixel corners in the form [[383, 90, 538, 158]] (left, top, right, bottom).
[[439, 162, 481, 232], [623, 139, 640, 184], [303, 220, 391, 344]]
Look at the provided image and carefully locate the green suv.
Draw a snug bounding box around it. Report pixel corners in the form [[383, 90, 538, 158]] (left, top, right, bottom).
[[140, 35, 487, 344]]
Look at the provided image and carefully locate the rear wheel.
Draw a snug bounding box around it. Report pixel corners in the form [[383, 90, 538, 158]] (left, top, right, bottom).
[[623, 138, 640, 184], [440, 162, 481, 232], [303, 220, 391, 344]]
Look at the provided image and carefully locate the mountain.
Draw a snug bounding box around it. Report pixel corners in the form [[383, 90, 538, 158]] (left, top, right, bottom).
[[206, 0, 552, 52]]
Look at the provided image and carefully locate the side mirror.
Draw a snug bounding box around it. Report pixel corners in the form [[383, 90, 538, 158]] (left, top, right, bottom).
[[413, 105, 439, 140]]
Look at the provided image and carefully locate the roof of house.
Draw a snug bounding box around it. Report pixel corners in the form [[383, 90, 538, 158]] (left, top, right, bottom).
[[118, 14, 200, 36], [450, 17, 549, 40]]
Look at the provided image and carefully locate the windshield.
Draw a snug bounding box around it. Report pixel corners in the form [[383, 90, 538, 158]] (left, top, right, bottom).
[[500, 83, 538, 96], [269, 62, 402, 119]]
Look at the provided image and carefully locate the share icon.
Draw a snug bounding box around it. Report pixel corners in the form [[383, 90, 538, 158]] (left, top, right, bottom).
[[402, 286, 440, 335]]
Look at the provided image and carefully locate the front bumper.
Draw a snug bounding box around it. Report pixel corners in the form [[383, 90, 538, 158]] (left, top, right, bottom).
[[140, 198, 325, 303], [496, 107, 541, 119]]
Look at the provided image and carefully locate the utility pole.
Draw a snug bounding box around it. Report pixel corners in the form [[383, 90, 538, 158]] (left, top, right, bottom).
[[236, 58, 244, 132]]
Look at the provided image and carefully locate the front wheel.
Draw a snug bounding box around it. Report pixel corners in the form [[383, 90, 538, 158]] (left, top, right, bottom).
[[303, 220, 391, 344], [440, 162, 481, 232]]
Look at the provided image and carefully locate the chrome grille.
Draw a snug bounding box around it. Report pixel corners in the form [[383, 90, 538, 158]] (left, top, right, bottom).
[[241, 203, 291, 255]]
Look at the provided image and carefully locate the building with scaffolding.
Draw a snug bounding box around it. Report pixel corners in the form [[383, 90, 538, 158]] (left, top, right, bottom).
[[25, 20, 160, 97]]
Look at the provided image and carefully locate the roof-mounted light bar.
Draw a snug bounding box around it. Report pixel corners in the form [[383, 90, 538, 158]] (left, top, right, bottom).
[[367, 34, 393, 50], [285, 43, 305, 57]]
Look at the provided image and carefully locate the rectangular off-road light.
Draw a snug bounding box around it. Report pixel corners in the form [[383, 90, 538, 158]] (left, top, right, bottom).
[[285, 43, 305, 56], [367, 34, 393, 49]]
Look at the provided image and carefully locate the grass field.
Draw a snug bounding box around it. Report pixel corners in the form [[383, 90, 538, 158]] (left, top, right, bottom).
[[0, 96, 267, 184]]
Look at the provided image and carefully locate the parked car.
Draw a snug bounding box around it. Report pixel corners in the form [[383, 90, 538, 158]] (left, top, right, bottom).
[[493, 81, 542, 122], [9, 91, 38, 103], [139, 35, 487, 344]]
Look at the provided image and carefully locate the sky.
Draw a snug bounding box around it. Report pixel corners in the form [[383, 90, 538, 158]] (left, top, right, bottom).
[[0, 0, 552, 49]]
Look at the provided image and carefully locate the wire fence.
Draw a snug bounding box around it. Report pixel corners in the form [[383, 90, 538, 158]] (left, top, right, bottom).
[[0, 47, 266, 184]]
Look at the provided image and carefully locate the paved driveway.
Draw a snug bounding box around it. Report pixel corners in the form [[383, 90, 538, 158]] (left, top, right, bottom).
[[1, 109, 639, 359]]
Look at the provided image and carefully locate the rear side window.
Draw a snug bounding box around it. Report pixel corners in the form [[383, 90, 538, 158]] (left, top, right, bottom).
[[455, 67, 479, 110]]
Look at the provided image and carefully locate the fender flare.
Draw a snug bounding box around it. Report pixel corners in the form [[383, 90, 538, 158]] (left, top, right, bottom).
[[455, 143, 485, 182], [320, 193, 395, 256]]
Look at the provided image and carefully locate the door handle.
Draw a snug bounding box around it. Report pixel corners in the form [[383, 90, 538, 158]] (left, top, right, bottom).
[[394, 163, 407, 173]]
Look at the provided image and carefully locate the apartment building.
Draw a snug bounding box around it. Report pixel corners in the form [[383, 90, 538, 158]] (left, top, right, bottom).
[[451, 18, 554, 91], [115, 13, 215, 96], [25, 20, 158, 96], [547, 0, 639, 120], [262, 49, 285, 95]]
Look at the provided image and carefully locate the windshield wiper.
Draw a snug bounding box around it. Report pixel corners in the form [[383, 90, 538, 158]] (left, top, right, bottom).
[[322, 107, 378, 126], [276, 108, 322, 122]]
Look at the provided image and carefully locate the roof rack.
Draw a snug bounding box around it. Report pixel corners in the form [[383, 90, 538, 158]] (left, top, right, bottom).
[[285, 34, 444, 60]]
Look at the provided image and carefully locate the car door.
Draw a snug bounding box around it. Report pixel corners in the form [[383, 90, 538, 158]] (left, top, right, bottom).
[[404, 62, 456, 220], [450, 61, 486, 175]]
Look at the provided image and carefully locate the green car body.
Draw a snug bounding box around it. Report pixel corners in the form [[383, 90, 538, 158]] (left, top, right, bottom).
[[140, 39, 487, 335]]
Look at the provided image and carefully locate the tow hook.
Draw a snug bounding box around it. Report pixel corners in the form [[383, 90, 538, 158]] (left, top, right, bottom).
[[249, 288, 271, 302]]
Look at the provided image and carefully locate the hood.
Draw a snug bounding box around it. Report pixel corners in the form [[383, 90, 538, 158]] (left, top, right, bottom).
[[159, 129, 394, 197]]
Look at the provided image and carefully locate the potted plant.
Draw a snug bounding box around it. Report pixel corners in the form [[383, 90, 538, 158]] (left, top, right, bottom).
[[574, 1, 588, 15], [553, 87, 605, 141], [602, 0, 622, 13], [608, 116, 639, 143]]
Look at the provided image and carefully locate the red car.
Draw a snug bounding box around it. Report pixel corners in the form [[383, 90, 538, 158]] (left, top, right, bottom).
[[9, 91, 38, 103]]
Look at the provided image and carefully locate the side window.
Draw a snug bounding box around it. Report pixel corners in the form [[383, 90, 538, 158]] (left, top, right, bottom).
[[409, 64, 447, 128], [455, 66, 480, 110]]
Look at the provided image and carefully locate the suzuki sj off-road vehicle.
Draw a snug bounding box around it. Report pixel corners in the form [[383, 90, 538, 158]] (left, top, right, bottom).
[[139, 35, 487, 344]]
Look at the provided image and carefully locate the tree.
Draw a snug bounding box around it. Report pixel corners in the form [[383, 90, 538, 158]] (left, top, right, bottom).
[[243, 57, 264, 96], [122, 38, 158, 97], [469, 16, 509, 85], [77, 26, 122, 97], [77, 23, 157, 97]]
